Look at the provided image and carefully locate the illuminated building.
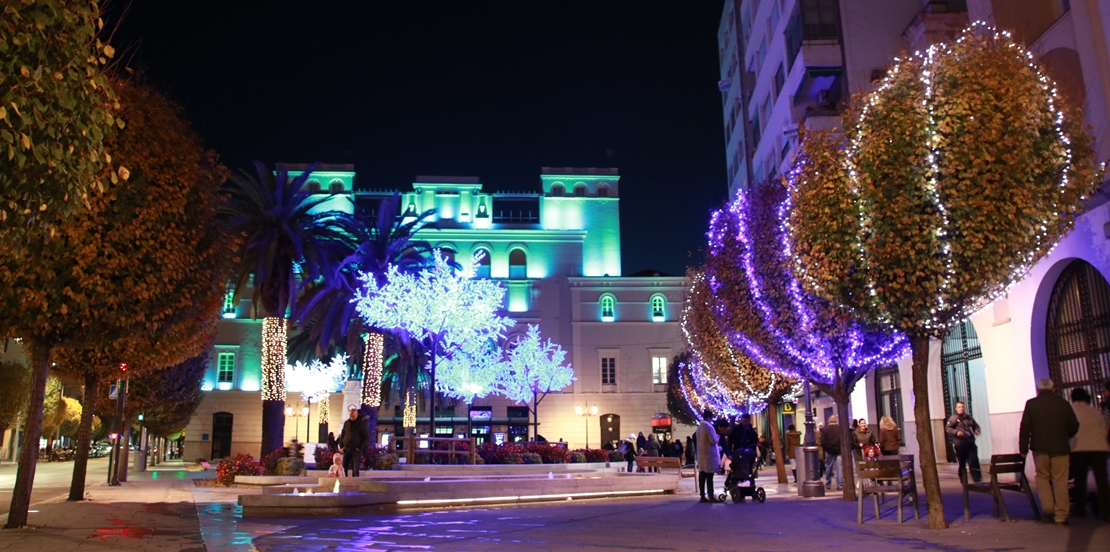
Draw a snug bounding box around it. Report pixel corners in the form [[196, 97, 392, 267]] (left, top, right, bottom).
[[185, 166, 689, 460]]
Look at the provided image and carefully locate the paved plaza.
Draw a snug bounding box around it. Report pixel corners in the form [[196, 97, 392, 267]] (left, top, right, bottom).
[[1, 461, 1109, 551]]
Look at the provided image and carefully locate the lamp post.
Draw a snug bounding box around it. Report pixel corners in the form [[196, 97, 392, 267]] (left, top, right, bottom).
[[285, 405, 307, 442], [801, 380, 825, 498], [574, 404, 599, 449], [303, 405, 311, 445]]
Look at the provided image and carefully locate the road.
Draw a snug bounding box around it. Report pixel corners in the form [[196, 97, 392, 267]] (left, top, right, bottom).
[[0, 456, 109, 516]]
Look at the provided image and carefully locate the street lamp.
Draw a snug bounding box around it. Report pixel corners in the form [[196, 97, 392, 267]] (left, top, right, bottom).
[[285, 405, 310, 443], [303, 405, 311, 445], [801, 380, 825, 498], [575, 404, 599, 449]]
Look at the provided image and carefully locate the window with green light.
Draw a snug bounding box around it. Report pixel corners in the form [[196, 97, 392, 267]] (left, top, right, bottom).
[[222, 288, 236, 316], [600, 294, 615, 322], [651, 294, 666, 322], [217, 352, 235, 386]]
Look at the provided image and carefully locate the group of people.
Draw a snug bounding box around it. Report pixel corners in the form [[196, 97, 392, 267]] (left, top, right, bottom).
[[607, 431, 691, 472], [816, 415, 903, 490], [323, 405, 370, 478], [693, 410, 759, 502]]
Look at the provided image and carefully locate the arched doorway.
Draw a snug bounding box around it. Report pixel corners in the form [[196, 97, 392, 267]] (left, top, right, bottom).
[[1046, 259, 1110, 401], [211, 412, 233, 459], [600, 413, 621, 447], [940, 319, 991, 462]]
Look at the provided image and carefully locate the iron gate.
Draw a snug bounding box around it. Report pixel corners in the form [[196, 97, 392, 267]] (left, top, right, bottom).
[[1046, 260, 1110, 404], [941, 319, 981, 463]]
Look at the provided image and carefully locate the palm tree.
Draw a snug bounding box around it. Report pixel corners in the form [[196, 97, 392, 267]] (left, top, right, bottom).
[[293, 193, 435, 447], [222, 161, 354, 456]]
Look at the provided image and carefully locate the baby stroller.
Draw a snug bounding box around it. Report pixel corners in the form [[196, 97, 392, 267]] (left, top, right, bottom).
[[718, 445, 766, 503]]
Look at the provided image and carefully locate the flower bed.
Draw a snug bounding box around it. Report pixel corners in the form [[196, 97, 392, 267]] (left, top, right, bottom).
[[477, 443, 604, 465]]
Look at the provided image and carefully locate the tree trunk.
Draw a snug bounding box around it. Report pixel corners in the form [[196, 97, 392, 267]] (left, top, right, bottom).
[[429, 340, 437, 438], [361, 406, 378, 452], [533, 394, 539, 442], [117, 419, 132, 482], [68, 373, 98, 501], [5, 342, 51, 528], [260, 316, 287, 458], [910, 333, 947, 529], [834, 392, 858, 501], [767, 402, 788, 484], [361, 331, 384, 449]]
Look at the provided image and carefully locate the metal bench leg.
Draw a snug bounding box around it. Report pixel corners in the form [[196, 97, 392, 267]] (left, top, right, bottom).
[[963, 485, 972, 520], [874, 493, 881, 521], [1022, 476, 1042, 521]]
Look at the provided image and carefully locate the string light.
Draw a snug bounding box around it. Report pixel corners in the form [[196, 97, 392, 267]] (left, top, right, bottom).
[[495, 324, 575, 406], [318, 395, 329, 424], [261, 317, 287, 401], [285, 353, 348, 403], [403, 389, 417, 429], [361, 332, 384, 407]]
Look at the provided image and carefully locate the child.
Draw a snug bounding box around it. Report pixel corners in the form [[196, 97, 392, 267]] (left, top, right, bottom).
[[327, 452, 344, 477]]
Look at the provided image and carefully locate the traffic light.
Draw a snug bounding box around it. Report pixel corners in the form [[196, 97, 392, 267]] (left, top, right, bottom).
[[120, 362, 128, 373], [138, 413, 144, 422]]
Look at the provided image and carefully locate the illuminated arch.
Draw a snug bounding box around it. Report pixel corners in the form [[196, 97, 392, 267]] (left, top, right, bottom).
[[599, 293, 616, 322], [650, 294, 666, 322]]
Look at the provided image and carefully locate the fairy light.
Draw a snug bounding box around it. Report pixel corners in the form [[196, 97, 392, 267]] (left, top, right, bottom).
[[403, 390, 417, 429], [318, 395, 329, 423], [261, 317, 287, 401], [361, 332, 384, 407]]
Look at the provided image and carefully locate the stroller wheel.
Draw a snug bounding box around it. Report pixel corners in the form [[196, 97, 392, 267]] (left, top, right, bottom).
[[756, 487, 766, 503], [730, 487, 743, 503], [716, 493, 727, 503]]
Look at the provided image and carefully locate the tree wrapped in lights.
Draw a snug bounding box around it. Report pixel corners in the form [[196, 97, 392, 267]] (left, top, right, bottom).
[[495, 325, 574, 441], [788, 26, 1102, 527], [683, 269, 798, 484], [665, 352, 699, 427], [286, 354, 348, 441], [705, 182, 909, 498], [356, 251, 513, 433], [434, 335, 506, 405]]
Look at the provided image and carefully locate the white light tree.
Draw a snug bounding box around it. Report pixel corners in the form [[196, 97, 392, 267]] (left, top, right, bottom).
[[285, 354, 349, 440], [354, 251, 513, 433], [434, 334, 506, 405], [495, 325, 575, 441]]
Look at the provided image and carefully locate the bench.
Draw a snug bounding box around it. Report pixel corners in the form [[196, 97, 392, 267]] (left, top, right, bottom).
[[634, 457, 692, 477], [962, 453, 1041, 522], [857, 458, 919, 524]]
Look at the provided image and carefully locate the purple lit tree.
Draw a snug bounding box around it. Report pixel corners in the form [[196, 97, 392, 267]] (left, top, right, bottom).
[[704, 181, 909, 500]]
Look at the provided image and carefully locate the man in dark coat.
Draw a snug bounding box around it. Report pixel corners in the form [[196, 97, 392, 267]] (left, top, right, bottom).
[[338, 405, 370, 477], [1019, 378, 1080, 524], [946, 401, 982, 483], [820, 415, 843, 490]]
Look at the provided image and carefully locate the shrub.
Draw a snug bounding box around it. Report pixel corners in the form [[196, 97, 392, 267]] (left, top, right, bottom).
[[361, 445, 395, 470], [569, 451, 587, 463], [477, 442, 527, 465], [275, 457, 305, 476], [572, 448, 610, 463], [526, 443, 570, 464], [315, 447, 335, 468], [261, 448, 284, 475], [373, 453, 399, 471], [608, 450, 624, 462], [215, 453, 261, 486], [521, 452, 543, 465]]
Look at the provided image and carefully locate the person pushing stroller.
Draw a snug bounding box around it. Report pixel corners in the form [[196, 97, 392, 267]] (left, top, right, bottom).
[[720, 414, 767, 503]]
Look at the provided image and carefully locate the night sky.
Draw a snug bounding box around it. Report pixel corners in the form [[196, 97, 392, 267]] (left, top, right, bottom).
[[107, 1, 728, 276]]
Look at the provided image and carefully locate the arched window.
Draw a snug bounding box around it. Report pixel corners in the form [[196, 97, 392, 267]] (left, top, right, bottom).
[[596, 185, 609, 197], [475, 248, 491, 279], [550, 184, 565, 197], [305, 181, 321, 193], [329, 181, 344, 193], [600, 294, 616, 322], [1046, 260, 1110, 401], [573, 184, 587, 197], [509, 249, 527, 279], [940, 319, 981, 460], [650, 294, 666, 322]]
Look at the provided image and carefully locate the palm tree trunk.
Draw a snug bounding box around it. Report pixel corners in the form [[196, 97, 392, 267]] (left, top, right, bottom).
[[5, 341, 51, 528], [69, 372, 98, 501], [361, 331, 384, 450], [260, 316, 287, 457]]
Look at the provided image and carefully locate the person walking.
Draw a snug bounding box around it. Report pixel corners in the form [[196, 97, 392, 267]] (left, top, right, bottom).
[[637, 431, 647, 456], [785, 424, 802, 483], [620, 433, 638, 473], [854, 419, 877, 458], [685, 435, 696, 466], [338, 406, 369, 477], [1069, 387, 1110, 520], [820, 415, 843, 490], [645, 433, 661, 472], [696, 410, 722, 503], [945, 401, 982, 483], [672, 438, 684, 460], [1019, 378, 1080, 525]]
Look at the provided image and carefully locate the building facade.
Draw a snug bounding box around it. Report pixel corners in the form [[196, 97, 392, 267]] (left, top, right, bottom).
[[185, 167, 691, 461], [720, 0, 1110, 469]]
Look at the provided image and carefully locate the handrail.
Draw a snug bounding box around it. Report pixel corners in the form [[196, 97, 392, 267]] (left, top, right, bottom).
[[405, 435, 477, 465]]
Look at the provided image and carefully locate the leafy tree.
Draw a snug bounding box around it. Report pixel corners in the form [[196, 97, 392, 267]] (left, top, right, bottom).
[[355, 251, 513, 434], [787, 28, 1102, 527], [434, 335, 505, 405], [59, 396, 82, 439], [42, 78, 232, 503], [0, 360, 30, 433], [665, 352, 699, 428], [0, 0, 120, 228], [37, 376, 66, 448], [495, 325, 575, 440], [222, 162, 352, 456], [703, 183, 908, 498], [682, 268, 798, 484], [124, 353, 208, 438]]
